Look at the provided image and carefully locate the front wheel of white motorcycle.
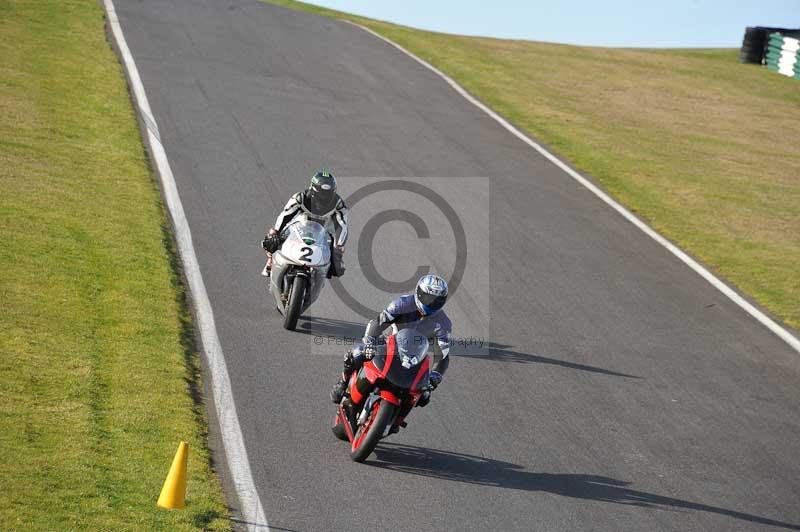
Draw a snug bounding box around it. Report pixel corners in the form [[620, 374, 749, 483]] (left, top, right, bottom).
[[282, 274, 306, 331]]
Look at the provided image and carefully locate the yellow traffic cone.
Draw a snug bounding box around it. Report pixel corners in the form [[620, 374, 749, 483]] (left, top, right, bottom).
[[157, 441, 188, 509]]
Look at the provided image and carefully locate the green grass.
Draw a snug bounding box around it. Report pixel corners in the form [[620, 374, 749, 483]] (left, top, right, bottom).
[[0, 0, 230, 529], [267, 0, 800, 331]]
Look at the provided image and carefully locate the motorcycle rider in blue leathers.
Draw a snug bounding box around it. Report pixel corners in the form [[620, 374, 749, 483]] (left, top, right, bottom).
[[330, 274, 452, 410]]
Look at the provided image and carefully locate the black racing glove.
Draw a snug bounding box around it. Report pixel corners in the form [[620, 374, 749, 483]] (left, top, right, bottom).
[[362, 343, 376, 360], [261, 234, 283, 253]]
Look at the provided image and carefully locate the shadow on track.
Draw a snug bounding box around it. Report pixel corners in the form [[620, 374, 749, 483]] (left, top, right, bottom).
[[295, 316, 364, 342], [452, 341, 641, 379], [295, 318, 639, 379], [370, 444, 799, 530]]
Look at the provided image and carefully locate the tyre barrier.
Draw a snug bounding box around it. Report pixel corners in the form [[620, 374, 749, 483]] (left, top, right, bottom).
[[739, 26, 800, 65], [765, 33, 800, 80]]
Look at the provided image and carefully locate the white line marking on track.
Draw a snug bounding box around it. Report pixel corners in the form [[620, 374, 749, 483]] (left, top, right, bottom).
[[345, 20, 800, 355], [103, 1, 269, 529]]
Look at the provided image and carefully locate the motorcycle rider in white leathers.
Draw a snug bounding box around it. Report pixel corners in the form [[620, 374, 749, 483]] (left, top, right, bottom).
[[262, 170, 348, 277]]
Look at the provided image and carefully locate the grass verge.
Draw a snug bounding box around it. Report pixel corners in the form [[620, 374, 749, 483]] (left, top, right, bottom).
[[0, 0, 230, 529], [267, 0, 800, 331]]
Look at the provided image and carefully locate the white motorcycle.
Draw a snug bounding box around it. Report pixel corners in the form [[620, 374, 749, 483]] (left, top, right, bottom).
[[268, 215, 332, 330]]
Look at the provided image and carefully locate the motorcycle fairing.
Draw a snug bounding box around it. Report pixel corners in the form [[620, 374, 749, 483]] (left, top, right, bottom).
[[366, 334, 430, 391]]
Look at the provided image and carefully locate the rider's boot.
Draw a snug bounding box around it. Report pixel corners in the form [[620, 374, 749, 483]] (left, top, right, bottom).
[[341, 396, 357, 428], [388, 404, 412, 435], [388, 421, 408, 436], [262, 253, 273, 277], [330, 350, 355, 403], [330, 373, 348, 404]]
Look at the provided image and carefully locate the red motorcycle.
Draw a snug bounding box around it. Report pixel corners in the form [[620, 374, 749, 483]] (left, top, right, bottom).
[[332, 329, 432, 462]]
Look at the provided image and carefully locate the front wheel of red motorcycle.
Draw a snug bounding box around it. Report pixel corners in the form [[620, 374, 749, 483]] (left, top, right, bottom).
[[350, 400, 397, 463]]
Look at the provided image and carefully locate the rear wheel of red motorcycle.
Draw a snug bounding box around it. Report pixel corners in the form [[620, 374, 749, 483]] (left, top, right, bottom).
[[332, 414, 348, 441], [350, 400, 397, 463]]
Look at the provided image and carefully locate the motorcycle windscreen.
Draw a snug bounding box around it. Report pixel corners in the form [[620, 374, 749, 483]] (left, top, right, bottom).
[[282, 218, 331, 266], [373, 330, 430, 390], [289, 218, 328, 247]]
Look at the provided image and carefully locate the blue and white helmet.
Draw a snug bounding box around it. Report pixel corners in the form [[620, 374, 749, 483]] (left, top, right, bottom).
[[415, 274, 448, 315]]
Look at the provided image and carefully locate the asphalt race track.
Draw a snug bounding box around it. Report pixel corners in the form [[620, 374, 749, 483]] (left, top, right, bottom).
[[112, 1, 800, 530]]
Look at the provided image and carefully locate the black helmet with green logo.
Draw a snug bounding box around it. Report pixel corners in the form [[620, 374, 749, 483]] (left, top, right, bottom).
[[305, 170, 338, 215]]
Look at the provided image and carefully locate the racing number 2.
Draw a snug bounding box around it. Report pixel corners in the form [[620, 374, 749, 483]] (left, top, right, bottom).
[[300, 246, 313, 262]]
